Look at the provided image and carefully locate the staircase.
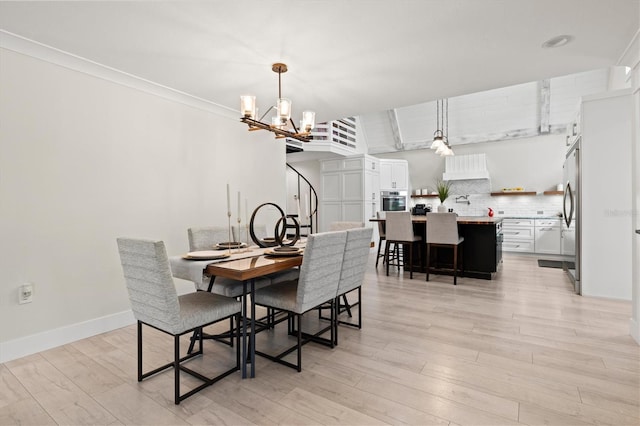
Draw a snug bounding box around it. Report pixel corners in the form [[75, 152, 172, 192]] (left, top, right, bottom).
[[286, 163, 318, 237]]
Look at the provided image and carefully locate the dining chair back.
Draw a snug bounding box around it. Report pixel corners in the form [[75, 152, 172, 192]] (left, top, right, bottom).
[[118, 238, 181, 331], [332, 227, 372, 342], [296, 231, 348, 313], [384, 211, 422, 278], [116, 238, 241, 404], [253, 230, 347, 371], [188, 226, 229, 251], [425, 212, 464, 285]]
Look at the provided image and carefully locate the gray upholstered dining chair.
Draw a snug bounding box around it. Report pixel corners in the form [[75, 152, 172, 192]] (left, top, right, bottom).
[[384, 211, 422, 279], [188, 226, 230, 252], [187, 226, 298, 296], [253, 230, 347, 372], [186, 226, 299, 352], [426, 212, 464, 285], [116, 238, 241, 405], [333, 227, 373, 344], [320, 222, 367, 326], [328, 221, 365, 231]]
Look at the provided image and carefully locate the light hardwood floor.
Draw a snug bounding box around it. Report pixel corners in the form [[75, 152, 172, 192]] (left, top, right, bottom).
[[2, 254, 639, 425]]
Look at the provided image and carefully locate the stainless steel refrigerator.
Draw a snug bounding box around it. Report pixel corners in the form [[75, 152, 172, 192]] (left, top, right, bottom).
[[562, 140, 580, 294]]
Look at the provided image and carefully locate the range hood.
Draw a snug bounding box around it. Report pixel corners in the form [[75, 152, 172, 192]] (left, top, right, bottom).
[[443, 153, 490, 180]]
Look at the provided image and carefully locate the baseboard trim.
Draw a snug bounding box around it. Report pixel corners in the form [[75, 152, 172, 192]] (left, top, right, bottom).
[[0, 310, 135, 364], [630, 318, 640, 345]]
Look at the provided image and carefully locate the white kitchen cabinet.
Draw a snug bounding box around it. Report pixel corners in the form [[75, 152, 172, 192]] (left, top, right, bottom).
[[379, 159, 408, 190], [534, 218, 562, 254], [502, 218, 535, 253], [320, 154, 379, 238]]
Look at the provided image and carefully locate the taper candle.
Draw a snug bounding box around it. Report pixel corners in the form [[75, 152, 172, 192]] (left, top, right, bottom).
[[237, 191, 241, 221], [226, 183, 231, 216]]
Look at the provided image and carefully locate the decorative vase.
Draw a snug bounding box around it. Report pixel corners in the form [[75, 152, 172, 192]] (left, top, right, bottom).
[[437, 204, 447, 213]]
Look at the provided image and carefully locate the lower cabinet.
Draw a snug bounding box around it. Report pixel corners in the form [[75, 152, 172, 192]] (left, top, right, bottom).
[[534, 219, 562, 254], [502, 219, 535, 253], [502, 218, 562, 254]]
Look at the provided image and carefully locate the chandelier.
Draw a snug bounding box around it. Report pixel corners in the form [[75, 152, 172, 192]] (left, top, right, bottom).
[[430, 98, 454, 156], [240, 63, 315, 143]]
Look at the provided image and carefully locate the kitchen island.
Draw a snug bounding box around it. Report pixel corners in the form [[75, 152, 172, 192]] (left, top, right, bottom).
[[371, 215, 503, 280]]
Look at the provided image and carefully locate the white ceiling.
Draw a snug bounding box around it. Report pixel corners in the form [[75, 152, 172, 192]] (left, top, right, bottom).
[[0, 1, 638, 124]]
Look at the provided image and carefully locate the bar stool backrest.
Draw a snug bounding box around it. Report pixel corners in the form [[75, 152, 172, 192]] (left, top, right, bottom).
[[426, 213, 460, 245], [385, 211, 414, 241]]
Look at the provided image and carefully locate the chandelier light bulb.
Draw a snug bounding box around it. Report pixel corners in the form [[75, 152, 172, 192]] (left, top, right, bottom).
[[240, 95, 256, 119], [277, 98, 291, 122], [301, 111, 315, 133]]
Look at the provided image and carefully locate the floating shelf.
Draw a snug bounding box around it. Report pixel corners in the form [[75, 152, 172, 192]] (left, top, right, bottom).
[[411, 194, 439, 198], [543, 190, 563, 195], [490, 191, 537, 196]]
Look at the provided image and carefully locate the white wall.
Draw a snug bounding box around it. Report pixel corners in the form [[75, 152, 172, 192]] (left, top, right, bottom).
[[0, 48, 287, 360], [619, 30, 640, 343], [375, 133, 567, 198]]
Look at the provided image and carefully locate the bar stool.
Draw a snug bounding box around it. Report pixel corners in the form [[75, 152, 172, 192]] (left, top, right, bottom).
[[384, 211, 422, 279], [426, 212, 464, 285], [375, 211, 387, 267]]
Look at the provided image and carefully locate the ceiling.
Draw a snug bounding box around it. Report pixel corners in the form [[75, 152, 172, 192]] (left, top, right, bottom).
[[0, 1, 638, 124]]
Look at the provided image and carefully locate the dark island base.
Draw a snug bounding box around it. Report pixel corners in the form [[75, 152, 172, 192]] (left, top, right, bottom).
[[397, 222, 503, 280]]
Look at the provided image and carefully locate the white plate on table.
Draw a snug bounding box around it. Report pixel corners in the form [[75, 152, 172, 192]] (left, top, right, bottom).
[[182, 251, 231, 260]]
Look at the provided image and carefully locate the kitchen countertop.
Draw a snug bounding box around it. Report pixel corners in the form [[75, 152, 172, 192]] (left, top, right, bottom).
[[499, 216, 562, 220]]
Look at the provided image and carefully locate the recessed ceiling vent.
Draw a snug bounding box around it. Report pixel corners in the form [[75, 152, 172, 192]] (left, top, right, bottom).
[[443, 153, 490, 181]]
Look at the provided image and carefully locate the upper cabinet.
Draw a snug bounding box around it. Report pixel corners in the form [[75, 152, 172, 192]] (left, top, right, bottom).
[[379, 159, 408, 190], [320, 154, 380, 231]]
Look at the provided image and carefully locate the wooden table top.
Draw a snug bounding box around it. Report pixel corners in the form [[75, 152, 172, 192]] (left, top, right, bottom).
[[370, 215, 502, 225], [206, 254, 303, 281]]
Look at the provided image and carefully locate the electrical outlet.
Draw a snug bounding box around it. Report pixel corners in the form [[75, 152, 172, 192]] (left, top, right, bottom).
[[19, 283, 33, 304]]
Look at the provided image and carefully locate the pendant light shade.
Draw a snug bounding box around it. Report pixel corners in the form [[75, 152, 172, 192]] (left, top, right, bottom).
[[240, 95, 256, 119], [431, 98, 454, 156], [301, 111, 316, 133], [277, 97, 291, 122]]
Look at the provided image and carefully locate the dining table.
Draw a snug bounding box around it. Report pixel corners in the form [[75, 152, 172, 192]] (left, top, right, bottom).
[[170, 243, 304, 378]]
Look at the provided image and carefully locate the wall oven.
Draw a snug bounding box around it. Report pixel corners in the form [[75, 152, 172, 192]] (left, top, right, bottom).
[[381, 191, 407, 212]]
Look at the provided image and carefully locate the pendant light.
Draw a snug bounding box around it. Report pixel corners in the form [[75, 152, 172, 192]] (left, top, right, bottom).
[[240, 63, 315, 143], [431, 98, 454, 156], [430, 99, 445, 150]]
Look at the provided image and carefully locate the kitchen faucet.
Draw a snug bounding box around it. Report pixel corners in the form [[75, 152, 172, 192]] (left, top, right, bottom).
[[455, 195, 470, 205]]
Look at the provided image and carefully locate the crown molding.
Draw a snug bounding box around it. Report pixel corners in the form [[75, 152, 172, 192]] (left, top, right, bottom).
[[0, 30, 238, 120], [618, 28, 640, 69]]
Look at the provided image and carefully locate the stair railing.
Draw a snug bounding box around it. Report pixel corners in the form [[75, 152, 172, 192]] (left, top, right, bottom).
[[286, 163, 318, 235]]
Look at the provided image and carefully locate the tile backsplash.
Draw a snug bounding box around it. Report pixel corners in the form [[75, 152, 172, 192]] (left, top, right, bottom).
[[419, 193, 564, 218]]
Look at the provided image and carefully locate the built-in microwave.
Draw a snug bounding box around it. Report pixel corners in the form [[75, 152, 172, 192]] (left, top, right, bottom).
[[381, 191, 407, 212]]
